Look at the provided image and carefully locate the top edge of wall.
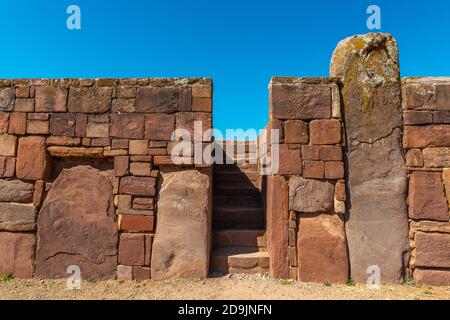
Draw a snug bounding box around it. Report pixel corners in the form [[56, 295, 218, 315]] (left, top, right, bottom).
[[270, 77, 340, 86], [0, 77, 212, 87], [402, 76, 450, 84]]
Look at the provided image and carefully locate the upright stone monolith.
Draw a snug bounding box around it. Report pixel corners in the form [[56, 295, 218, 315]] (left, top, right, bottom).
[[330, 33, 409, 283]]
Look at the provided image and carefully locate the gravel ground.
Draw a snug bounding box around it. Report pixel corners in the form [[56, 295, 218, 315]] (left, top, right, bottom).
[[0, 274, 449, 300]]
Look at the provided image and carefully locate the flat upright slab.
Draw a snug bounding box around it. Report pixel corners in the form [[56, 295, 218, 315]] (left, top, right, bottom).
[[331, 33, 409, 283], [151, 169, 211, 280]]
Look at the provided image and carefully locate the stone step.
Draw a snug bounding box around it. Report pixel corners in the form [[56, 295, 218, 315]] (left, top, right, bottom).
[[213, 206, 265, 229], [213, 229, 266, 249], [213, 195, 262, 207], [210, 248, 269, 274]]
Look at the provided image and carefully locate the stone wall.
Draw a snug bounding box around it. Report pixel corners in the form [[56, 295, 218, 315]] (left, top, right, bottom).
[[403, 78, 450, 285], [266, 77, 349, 283], [0, 78, 213, 280]]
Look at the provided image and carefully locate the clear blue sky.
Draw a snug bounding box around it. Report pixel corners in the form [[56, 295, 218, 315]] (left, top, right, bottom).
[[0, 0, 449, 132]]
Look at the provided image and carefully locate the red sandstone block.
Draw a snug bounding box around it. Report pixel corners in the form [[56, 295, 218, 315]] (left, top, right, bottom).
[[68, 87, 112, 113], [14, 99, 34, 112], [120, 214, 155, 232], [192, 85, 212, 98], [324, 161, 344, 180], [26, 120, 49, 135], [319, 145, 342, 161], [335, 181, 346, 201], [406, 149, 424, 167], [404, 111, 432, 125], [15, 86, 30, 98], [404, 125, 450, 148], [192, 97, 212, 112], [33, 180, 45, 207], [409, 171, 448, 221], [8, 112, 26, 135], [118, 233, 145, 266], [136, 87, 179, 113], [28, 113, 49, 121], [303, 161, 324, 179], [415, 232, 450, 268], [284, 120, 308, 144], [175, 112, 212, 142], [310, 119, 341, 145], [0, 157, 15, 177], [16, 136, 49, 180], [35, 87, 67, 112], [144, 234, 154, 266], [119, 176, 156, 196], [50, 113, 76, 137], [433, 111, 450, 124], [114, 156, 129, 177], [112, 139, 129, 149], [133, 266, 151, 280], [133, 198, 154, 211], [277, 144, 302, 175], [0, 112, 8, 134], [75, 113, 87, 137], [110, 113, 144, 139]]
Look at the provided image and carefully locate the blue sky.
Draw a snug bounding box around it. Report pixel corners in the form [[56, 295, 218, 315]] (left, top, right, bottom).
[[0, 0, 449, 132]]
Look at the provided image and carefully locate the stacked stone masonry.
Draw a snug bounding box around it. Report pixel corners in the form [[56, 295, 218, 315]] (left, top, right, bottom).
[[0, 78, 213, 280]]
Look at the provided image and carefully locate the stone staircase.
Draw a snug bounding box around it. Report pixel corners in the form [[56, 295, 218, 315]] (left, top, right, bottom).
[[210, 141, 269, 275]]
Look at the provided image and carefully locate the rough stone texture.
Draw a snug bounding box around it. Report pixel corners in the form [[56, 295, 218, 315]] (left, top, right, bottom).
[[145, 113, 175, 141], [110, 113, 144, 139], [409, 171, 448, 221], [309, 119, 341, 145], [422, 147, 450, 168], [403, 78, 450, 111], [151, 170, 211, 280], [284, 120, 308, 144], [404, 125, 450, 148], [119, 176, 156, 196], [444, 169, 450, 207], [0, 88, 15, 111], [0, 232, 36, 278], [35, 87, 67, 112], [276, 144, 301, 175], [271, 83, 331, 120], [0, 134, 17, 157], [413, 268, 450, 286], [118, 233, 145, 266], [136, 87, 179, 113], [50, 114, 76, 137], [16, 136, 49, 180], [415, 232, 450, 268], [330, 33, 409, 283], [35, 166, 118, 280], [68, 87, 112, 113], [0, 112, 8, 133], [0, 203, 36, 231], [297, 214, 349, 283], [289, 176, 334, 213], [266, 175, 289, 279], [0, 179, 34, 203], [0, 157, 15, 177]]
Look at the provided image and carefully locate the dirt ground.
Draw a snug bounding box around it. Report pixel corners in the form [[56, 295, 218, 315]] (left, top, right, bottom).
[[0, 274, 449, 300]]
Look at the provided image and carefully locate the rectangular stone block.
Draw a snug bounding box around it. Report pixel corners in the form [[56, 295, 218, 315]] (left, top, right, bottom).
[[406, 149, 424, 167], [133, 198, 154, 210], [0, 112, 8, 134], [8, 112, 26, 135], [14, 99, 34, 112], [415, 232, 450, 268], [324, 161, 344, 180], [112, 98, 135, 113], [35, 87, 67, 112], [136, 87, 179, 113], [144, 113, 175, 141], [413, 268, 450, 286], [130, 162, 151, 176], [0, 134, 17, 157], [119, 233, 145, 266], [129, 140, 148, 155], [0, 232, 36, 278], [68, 87, 112, 113], [403, 79, 450, 111], [16, 136, 49, 180], [0, 88, 14, 112], [0, 179, 34, 203], [192, 97, 212, 112], [0, 203, 36, 231], [47, 146, 103, 158], [110, 113, 144, 139], [404, 125, 450, 148], [433, 111, 450, 124], [50, 114, 76, 137], [271, 83, 331, 120], [276, 144, 301, 175], [303, 161, 324, 179], [284, 120, 308, 144], [75, 113, 87, 137], [403, 110, 433, 125], [119, 176, 156, 196], [120, 214, 155, 232], [310, 119, 341, 145], [422, 147, 450, 168], [114, 156, 129, 177], [0, 157, 15, 177], [175, 112, 212, 142], [26, 120, 49, 135], [86, 122, 109, 138]]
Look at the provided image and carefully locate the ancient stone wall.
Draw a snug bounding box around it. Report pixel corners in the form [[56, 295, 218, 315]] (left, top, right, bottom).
[[266, 77, 349, 283], [403, 78, 450, 285], [0, 78, 213, 280]]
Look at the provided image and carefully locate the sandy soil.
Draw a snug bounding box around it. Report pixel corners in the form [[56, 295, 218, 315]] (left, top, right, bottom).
[[0, 274, 449, 300]]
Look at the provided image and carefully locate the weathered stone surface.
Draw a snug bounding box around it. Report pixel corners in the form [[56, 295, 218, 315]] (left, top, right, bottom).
[[0, 232, 36, 278], [68, 87, 112, 113], [422, 147, 450, 168], [406, 149, 424, 167], [266, 175, 289, 279], [175, 112, 212, 142], [413, 268, 450, 286], [0, 179, 34, 203], [297, 213, 349, 283], [289, 176, 334, 213], [271, 83, 331, 120], [0, 88, 15, 111], [415, 232, 450, 268], [276, 144, 302, 175], [50, 114, 76, 137], [145, 113, 175, 141], [35, 87, 67, 112], [310, 119, 341, 145], [444, 169, 450, 207], [0, 157, 15, 177], [0, 203, 36, 231], [0, 112, 8, 133], [26, 120, 49, 135], [35, 166, 118, 280], [110, 113, 144, 139], [151, 170, 211, 280], [47, 146, 103, 158], [330, 33, 409, 283], [8, 112, 26, 135], [0, 134, 17, 157], [16, 136, 49, 180], [86, 122, 109, 138], [404, 125, 450, 148], [403, 78, 450, 111], [284, 120, 308, 144], [119, 176, 156, 196], [409, 171, 448, 221], [118, 233, 145, 266], [136, 87, 179, 113]]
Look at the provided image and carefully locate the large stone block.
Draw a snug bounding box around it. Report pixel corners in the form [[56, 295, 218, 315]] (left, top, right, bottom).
[[297, 213, 349, 283], [50, 114, 76, 137], [175, 112, 212, 142], [151, 170, 211, 280], [110, 113, 144, 139], [0, 88, 15, 112], [276, 144, 301, 175], [118, 233, 145, 266], [145, 113, 175, 141], [68, 87, 112, 113], [266, 175, 289, 279], [0, 203, 36, 231], [0, 232, 36, 278], [271, 83, 331, 120], [119, 176, 156, 196], [35, 87, 67, 112], [409, 171, 448, 221], [16, 136, 49, 180], [309, 119, 341, 145], [330, 33, 409, 283], [415, 232, 450, 268], [289, 176, 334, 213], [422, 147, 450, 168], [404, 125, 450, 148], [0, 134, 17, 157], [35, 166, 118, 280], [136, 87, 179, 113], [0, 179, 34, 203], [413, 268, 450, 286], [403, 78, 450, 111]]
